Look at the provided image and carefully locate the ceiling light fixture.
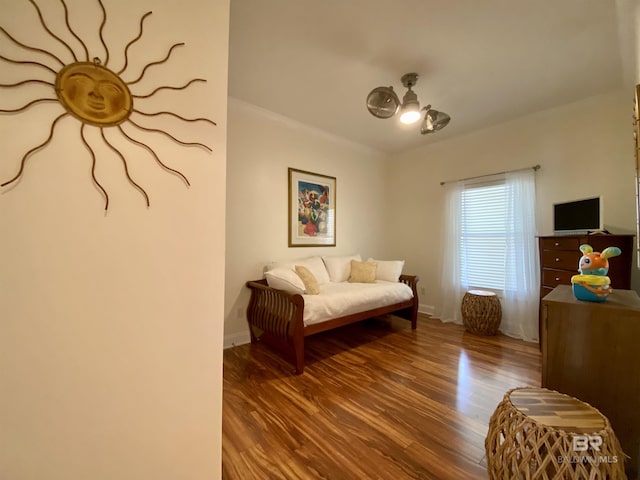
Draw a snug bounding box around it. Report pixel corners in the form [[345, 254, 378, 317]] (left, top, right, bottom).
[[366, 72, 450, 134]]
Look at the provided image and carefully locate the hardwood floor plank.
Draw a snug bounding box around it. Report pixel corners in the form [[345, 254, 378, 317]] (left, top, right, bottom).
[[223, 315, 541, 479]]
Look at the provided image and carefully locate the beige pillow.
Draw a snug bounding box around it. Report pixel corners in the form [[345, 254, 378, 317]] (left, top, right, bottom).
[[348, 260, 377, 283], [295, 265, 320, 294]]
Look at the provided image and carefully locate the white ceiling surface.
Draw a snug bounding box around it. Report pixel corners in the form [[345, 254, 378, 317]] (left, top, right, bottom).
[[228, 0, 624, 154]]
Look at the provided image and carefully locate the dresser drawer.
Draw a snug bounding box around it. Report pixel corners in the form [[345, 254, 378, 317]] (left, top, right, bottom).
[[542, 268, 575, 288], [540, 237, 581, 251], [541, 250, 578, 270]]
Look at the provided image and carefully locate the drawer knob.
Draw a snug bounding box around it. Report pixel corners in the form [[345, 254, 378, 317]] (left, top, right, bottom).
[[555, 257, 560, 262], [554, 242, 560, 246], [555, 277, 560, 281]]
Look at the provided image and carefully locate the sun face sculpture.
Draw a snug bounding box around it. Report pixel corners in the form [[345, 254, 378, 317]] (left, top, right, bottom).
[[56, 60, 133, 126], [0, 0, 216, 210]]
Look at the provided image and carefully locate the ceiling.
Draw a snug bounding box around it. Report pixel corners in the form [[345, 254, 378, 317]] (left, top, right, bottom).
[[228, 0, 625, 154]]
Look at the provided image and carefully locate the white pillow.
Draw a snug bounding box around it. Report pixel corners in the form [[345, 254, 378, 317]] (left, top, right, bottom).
[[264, 268, 305, 294], [322, 254, 362, 282], [294, 256, 331, 284], [264, 260, 294, 273], [367, 258, 405, 282]]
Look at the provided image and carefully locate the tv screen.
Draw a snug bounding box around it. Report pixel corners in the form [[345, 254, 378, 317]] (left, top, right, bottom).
[[553, 197, 602, 233]]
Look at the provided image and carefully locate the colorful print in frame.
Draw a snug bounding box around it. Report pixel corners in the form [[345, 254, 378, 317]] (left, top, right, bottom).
[[289, 168, 336, 247], [634, 84, 640, 268]]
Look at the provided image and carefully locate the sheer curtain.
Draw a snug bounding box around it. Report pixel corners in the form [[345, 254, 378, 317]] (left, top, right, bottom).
[[439, 180, 465, 324], [501, 169, 539, 341], [436, 169, 539, 342]]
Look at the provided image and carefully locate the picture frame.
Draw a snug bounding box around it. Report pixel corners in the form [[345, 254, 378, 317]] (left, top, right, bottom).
[[634, 85, 640, 268], [288, 168, 336, 247]]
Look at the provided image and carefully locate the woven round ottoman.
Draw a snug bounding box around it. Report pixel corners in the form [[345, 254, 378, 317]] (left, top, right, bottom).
[[485, 387, 626, 480], [461, 289, 501, 335]]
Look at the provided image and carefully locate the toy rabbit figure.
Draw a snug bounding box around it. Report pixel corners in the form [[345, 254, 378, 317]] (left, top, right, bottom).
[[571, 244, 621, 302]]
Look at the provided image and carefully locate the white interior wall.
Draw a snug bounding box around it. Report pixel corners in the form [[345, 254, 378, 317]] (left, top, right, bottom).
[[383, 91, 639, 314], [616, 0, 640, 88], [224, 99, 387, 345], [0, 0, 228, 478]]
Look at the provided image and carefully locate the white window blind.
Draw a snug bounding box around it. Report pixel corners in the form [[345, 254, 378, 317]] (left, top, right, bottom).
[[459, 180, 516, 291]]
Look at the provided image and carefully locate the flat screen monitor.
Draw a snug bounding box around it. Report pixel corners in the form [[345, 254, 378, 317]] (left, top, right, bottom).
[[553, 197, 602, 234]]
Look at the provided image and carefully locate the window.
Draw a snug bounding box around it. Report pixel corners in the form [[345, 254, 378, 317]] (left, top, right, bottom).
[[439, 169, 539, 341], [459, 180, 515, 292]]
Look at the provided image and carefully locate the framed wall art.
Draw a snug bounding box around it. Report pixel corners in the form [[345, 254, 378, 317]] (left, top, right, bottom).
[[634, 84, 640, 268], [288, 168, 336, 247]]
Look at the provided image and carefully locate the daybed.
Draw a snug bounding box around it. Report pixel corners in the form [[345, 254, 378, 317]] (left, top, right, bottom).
[[245, 255, 419, 374]]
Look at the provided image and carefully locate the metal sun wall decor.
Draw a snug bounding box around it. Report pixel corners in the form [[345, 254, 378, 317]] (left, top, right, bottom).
[[0, 0, 216, 210]]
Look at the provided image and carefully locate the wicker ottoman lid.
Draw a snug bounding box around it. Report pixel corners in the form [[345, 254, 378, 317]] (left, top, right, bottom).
[[468, 289, 496, 297], [509, 388, 606, 434]]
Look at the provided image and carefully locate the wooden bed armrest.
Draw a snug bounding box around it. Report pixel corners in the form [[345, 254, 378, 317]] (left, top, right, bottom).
[[399, 274, 420, 297], [245, 279, 305, 342]]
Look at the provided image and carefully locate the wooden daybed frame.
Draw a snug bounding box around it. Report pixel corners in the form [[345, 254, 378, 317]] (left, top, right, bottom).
[[245, 275, 419, 374]]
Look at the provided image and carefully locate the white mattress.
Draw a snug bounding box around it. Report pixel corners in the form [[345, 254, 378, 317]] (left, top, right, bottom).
[[302, 281, 413, 326]]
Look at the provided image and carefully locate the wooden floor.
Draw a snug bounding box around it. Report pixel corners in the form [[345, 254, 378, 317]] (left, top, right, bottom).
[[222, 314, 541, 480]]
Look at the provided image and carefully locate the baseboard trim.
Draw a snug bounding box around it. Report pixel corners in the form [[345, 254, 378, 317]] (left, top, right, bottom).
[[224, 331, 251, 349], [418, 304, 435, 316]]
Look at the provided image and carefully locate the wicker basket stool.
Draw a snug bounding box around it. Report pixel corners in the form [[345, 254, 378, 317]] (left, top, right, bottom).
[[485, 387, 627, 480], [461, 289, 501, 335]]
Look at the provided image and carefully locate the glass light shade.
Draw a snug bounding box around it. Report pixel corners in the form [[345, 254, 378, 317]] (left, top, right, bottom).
[[366, 86, 400, 119], [420, 107, 451, 134]]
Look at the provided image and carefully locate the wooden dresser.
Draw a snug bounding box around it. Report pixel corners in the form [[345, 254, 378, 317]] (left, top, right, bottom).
[[538, 234, 633, 301], [542, 285, 640, 479]]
